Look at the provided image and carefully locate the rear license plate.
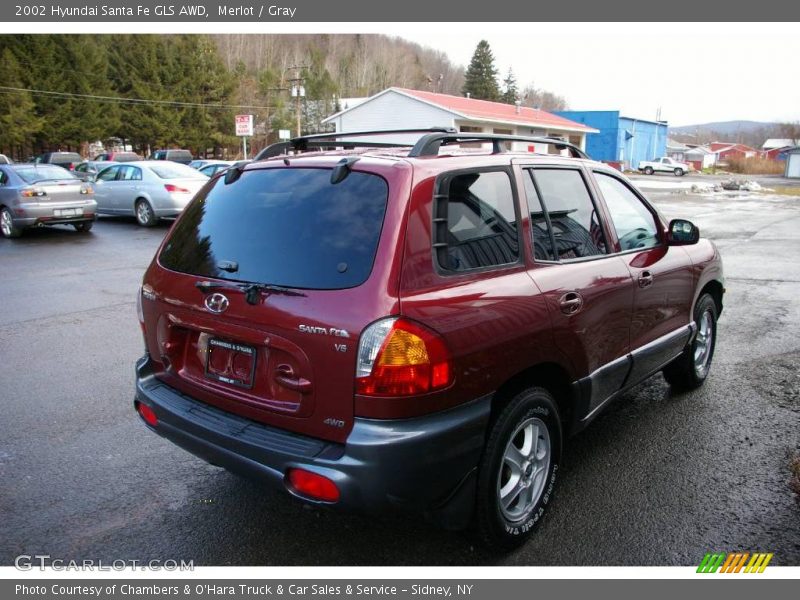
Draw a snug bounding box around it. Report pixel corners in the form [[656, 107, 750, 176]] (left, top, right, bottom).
[[54, 208, 83, 217], [205, 338, 257, 389]]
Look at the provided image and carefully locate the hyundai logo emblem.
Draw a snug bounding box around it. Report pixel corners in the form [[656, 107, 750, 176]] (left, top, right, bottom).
[[204, 292, 230, 314]]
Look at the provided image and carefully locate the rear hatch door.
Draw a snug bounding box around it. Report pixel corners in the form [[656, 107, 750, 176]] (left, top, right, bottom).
[[141, 158, 410, 443]]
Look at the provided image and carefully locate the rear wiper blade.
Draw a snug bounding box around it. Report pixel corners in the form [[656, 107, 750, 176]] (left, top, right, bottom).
[[195, 280, 306, 305], [241, 283, 306, 304]]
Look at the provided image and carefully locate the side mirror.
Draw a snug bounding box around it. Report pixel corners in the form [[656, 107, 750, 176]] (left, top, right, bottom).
[[667, 219, 699, 245]]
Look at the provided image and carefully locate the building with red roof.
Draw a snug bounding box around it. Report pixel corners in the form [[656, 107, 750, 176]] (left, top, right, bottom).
[[323, 87, 597, 153]]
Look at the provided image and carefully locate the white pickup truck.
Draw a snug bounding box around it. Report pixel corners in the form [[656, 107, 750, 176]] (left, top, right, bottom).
[[638, 157, 690, 176]]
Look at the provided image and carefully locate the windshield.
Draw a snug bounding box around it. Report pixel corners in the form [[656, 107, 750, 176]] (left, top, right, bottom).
[[149, 162, 207, 179], [15, 165, 77, 183], [159, 167, 389, 290]]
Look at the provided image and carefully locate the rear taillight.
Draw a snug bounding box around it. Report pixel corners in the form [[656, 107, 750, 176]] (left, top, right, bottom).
[[136, 402, 158, 427], [356, 317, 452, 397], [21, 187, 46, 198], [67, 163, 75, 170], [80, 184, 93, 195], [165, 184, 189, 194], [286, 468, 340, 502]]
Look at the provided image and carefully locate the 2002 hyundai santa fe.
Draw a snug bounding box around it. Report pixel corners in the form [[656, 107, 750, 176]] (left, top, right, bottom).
[[134, 129, 724, 550]]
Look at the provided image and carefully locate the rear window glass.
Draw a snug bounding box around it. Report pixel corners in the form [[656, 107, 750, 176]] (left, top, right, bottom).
[[48, 153, 81, 163], [159, 168, 389, 290], [14, 165, 77, 183], [149, 162, 206, 179]]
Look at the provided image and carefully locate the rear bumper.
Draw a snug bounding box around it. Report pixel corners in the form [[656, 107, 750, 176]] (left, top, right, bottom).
[[14, 200, 97, 227], [134, 355, 491, 528], [153, 194, 193, 217]]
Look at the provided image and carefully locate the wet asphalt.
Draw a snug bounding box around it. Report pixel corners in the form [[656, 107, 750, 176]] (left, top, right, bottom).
[[1, 187, 798, 566]]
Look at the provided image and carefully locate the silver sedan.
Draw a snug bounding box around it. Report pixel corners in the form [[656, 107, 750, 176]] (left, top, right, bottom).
[[92, 161, 209, 227], [0, 163, 97, 238]]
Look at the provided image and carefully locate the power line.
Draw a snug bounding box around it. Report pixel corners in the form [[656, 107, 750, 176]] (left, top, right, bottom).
[[0, 86, 273, 111]]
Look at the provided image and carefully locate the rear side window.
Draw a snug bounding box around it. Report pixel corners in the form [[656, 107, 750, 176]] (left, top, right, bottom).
[[434, 170, 519, 272], [159, 168, 389, 290], [119, 166, 142, 181], [530, 169, 607, 259]]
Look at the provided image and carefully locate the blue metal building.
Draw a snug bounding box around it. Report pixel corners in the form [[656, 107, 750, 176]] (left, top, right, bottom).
[[553, 110, 668, 170]]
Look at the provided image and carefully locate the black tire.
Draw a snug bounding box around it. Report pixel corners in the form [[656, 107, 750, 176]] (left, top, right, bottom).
[[674, 168, 684, 177], [1, 207, 22, 238], [476, 387, 562, 551], [135, 199, 157, 227], [644, 166, 654, 175], [663, 293, 717, 391], [73, 221, 93, 232]]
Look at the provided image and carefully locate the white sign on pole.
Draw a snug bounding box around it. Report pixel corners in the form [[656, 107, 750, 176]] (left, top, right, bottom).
[[279, 129, 291, 140], [235, 114, 254, 137]]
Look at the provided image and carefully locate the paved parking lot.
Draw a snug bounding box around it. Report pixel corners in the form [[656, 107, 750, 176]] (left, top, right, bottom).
[[1, 188, 799, 566]]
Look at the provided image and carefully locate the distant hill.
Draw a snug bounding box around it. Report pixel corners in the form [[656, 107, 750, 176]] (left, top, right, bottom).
[[670, 120, 777, 138], [669, 120, 794, 148]]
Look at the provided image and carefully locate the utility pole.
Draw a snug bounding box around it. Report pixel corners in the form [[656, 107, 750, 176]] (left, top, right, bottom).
[[285, 65, 307, 137]]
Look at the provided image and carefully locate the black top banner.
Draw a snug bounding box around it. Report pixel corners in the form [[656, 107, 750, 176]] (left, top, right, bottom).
[[1, 0, 798, 22]]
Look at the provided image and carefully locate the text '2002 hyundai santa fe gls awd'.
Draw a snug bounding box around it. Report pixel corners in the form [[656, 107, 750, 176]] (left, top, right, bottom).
[[133, 129, 723, 551]]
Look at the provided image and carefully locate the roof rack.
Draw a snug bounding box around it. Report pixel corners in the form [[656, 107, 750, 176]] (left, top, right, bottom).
[[255, 127, 457, 160], [408, 133, 589, 159], [254, 128, 589, 161]]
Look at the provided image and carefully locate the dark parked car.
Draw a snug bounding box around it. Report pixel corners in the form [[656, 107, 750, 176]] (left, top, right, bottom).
[[150, 149, 193, 165], [74, 160, 116, 181], [34, 152, 83, 171], [134, 130, 724, 550], [0, 163, 96, 238]]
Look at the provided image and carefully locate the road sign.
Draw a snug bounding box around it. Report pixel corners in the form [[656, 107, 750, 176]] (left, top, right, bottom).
[[279, 129, 291, 140], [235, 114, 253, 137]]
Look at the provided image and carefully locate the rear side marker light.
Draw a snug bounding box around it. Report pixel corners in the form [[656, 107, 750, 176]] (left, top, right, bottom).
[[356, 317, 453, 397], [136, 402, 158, 427], [287, 468, 340, 502]]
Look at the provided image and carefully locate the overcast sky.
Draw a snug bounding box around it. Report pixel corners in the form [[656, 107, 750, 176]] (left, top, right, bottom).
[[400, 24, 800, 126]]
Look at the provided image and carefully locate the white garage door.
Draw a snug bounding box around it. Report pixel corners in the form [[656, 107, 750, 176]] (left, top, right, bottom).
[[788, 154, 800, 178]]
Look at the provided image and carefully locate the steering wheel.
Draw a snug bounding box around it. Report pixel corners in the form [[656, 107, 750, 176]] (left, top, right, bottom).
[[618, 228, 652, 250]]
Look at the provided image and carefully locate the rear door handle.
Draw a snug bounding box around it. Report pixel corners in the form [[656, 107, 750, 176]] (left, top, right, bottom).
[[275, 364, 313, 394], [638, 271, 654, 288], [558, 291, 583, 315]]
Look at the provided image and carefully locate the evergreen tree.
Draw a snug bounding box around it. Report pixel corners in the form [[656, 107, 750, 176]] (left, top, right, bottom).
[[462, 40, 500, 101], [0, 49, 44, 157], [501, 68, 519, 105]]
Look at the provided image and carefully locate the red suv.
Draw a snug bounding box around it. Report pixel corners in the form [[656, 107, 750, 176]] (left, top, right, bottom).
[[134, 129, 724, 550]]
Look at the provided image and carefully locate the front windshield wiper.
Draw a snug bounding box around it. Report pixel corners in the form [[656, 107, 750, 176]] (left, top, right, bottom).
[[195, 280, 306, 305]]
